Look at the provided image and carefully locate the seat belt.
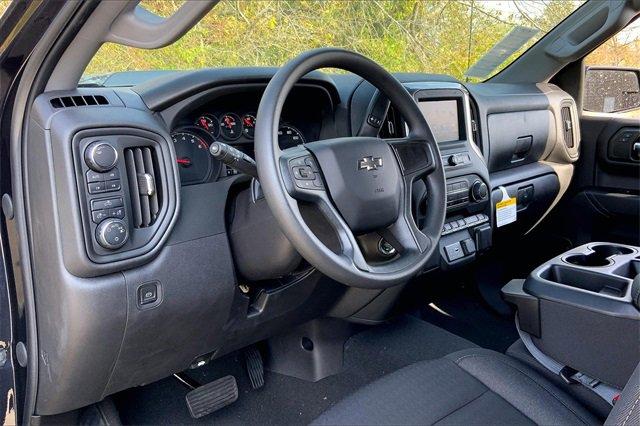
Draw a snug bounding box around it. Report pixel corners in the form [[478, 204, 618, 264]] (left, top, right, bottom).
[[515, 317, 621, 406]]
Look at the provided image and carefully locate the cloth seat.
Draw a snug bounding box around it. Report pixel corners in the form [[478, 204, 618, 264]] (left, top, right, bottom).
[[314, 348, 629, 425]]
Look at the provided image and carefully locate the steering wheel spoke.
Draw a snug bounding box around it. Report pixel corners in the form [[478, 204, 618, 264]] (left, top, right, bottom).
[[313, 193, 370, 272], [278, 144, 370, 271], [388, 137, 437, 179], [379, 177, 431, 255]]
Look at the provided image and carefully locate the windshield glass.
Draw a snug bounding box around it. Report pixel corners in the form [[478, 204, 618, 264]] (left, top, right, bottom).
[[83, 0, 585, 84]]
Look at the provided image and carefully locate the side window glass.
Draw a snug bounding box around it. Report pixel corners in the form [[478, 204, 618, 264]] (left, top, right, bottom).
[[583, 20, 640, 116]]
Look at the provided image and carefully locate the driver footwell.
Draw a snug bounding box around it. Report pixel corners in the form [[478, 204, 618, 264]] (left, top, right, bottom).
[[113, 316, 476, 425]]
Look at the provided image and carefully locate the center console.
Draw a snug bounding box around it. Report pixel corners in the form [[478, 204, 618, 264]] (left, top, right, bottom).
[[406, 83, 493, 268], [503, 243, 640, 389]]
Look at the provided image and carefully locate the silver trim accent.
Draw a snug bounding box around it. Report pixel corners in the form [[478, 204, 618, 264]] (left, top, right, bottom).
[[403, 82, 484, 159], [137, 173, 156, 196], [86, 142, 118, 172], [95, 218, 128, 250]]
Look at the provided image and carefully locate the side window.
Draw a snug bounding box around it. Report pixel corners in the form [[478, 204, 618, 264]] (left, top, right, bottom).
[[583, 20, 640, 116]]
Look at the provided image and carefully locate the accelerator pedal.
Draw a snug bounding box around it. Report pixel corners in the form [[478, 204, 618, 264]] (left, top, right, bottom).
[[245, 346, 265, 389], [185, 375, 238, 419]]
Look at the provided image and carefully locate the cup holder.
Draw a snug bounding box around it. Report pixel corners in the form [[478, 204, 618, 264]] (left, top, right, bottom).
[[564, 244, 633, 267]]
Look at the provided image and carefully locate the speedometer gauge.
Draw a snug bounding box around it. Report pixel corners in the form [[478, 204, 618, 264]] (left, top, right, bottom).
[[219, 113, 242, 141], [278, 125, 306, 149], [171, 127, 218, 185]]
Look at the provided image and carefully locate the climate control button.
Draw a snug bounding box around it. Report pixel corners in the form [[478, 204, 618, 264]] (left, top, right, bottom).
[[95, 218, 128, 250]]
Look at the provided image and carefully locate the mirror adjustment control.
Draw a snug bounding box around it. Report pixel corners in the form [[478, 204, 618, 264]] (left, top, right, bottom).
[[95, 218, 128, 250], [85, 141, 118, 172]]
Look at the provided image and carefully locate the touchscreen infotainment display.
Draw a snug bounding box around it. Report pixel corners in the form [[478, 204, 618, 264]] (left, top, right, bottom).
[[417, 99, 460, 143]]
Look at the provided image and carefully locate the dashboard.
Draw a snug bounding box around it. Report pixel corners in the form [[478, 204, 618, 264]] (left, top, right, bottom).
[[27, 67, 581, 416]]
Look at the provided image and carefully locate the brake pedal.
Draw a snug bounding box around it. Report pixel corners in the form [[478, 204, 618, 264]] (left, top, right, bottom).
[[185, 375, 238, 419], [245, 346, 265, 389]]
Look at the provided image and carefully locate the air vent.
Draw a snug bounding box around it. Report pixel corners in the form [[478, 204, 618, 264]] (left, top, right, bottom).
[[561, 106, 574, 148], [124, 147, 161, 228], [50, 95, 109, 109], [469, 98, 482, 151]]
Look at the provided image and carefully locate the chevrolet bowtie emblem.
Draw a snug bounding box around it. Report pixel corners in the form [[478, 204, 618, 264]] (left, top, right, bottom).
[[358, 156, 383, 171]]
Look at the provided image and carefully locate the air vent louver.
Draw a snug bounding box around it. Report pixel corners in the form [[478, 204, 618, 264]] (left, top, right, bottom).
[[50, 95, 109, 109], [561, 106, 574, 148], [124, 147, 161, 228]]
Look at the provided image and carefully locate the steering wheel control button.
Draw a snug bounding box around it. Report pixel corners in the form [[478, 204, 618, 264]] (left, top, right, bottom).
[[95, 218, 128, 250], [138, 283, 158, 306], [445, 242, 464, 262], [304, 157, 318, 172], [85, 141, 118, 172], [289, 156, 324, 191], [293, 166, 314, 180]]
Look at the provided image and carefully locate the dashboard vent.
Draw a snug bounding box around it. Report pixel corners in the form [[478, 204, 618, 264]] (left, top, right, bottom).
[[50, 95, 109, 109], [561, 106, 574, 148], [124, 147, 161, 228], [469, 98, 482, 151]]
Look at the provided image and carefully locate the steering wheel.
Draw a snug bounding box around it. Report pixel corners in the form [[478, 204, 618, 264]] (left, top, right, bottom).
[[255, 48, 446, 289]]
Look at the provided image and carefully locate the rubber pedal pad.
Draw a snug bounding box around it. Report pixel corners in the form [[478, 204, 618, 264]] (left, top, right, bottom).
[[245, 346, 265, 389], [185, 375, 238, 419]]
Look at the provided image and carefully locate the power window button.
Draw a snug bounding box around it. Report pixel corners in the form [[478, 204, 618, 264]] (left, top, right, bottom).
[[138, 283, 158, 306]]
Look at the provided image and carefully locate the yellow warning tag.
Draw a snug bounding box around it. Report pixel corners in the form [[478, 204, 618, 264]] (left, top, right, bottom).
[[496, 186, 517, 227], [496, 197, 516, 210]]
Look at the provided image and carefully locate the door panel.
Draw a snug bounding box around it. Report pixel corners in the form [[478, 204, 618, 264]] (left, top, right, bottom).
[[566, 114, 640, 246]]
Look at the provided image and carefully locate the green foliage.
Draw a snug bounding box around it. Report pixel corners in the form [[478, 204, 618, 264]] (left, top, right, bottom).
[[85, 1, 582, 80]]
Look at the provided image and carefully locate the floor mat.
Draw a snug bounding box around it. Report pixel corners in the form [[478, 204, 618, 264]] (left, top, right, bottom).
[[115, 315, 476, 425], [417, 280, 519, 352]]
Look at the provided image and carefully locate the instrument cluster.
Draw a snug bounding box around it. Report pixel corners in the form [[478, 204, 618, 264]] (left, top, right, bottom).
[[171, 111, 308, 185], [192, 112, 306, 148]]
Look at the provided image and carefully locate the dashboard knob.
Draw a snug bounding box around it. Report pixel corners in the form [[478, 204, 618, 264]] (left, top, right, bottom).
[[447, 155, 459, 167], [96, 219, 128, 250], [471, 180, 489, 202], [85, 141, 118, 172]]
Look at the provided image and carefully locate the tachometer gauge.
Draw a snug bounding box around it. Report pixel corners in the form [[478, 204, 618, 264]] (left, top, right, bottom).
[[195, 113, 219, 138], [171, 127, 219, 185], [278, 125, 306, 149], [219, 113, 242, 141], [242, 114, 256, 139]]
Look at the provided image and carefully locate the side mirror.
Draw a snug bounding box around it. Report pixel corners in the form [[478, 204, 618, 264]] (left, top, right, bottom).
[[583, 67, 640, 113]]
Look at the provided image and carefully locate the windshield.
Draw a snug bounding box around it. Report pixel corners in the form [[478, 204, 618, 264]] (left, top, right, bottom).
[[83, 0, 585, 83]]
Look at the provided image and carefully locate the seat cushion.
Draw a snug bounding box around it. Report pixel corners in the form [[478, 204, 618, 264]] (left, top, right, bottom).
[[313, 348, 599, 425]]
